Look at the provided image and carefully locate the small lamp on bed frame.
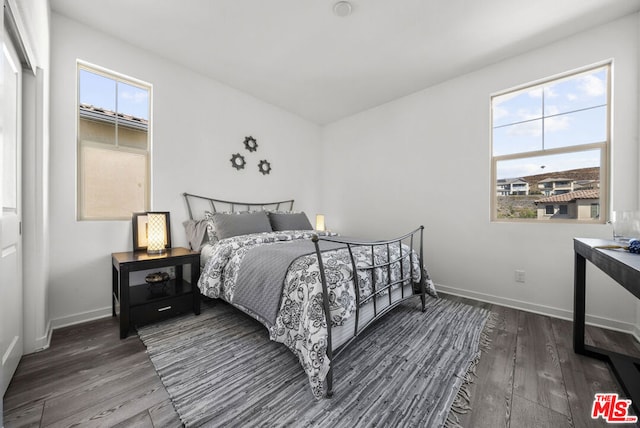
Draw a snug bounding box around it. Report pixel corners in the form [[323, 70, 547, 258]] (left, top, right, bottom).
[[147, 213, 167, 254], [315, 214, 326, 232]]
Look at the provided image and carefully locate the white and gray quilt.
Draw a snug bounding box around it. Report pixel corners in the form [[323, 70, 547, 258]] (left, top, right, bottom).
[[197, 230, 437, 398]]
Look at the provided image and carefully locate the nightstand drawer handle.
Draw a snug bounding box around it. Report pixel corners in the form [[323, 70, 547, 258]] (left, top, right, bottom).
[[157, 306, 172, 312]]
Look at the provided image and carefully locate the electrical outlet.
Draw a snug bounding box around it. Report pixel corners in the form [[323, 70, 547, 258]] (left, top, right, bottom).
[[515, 270, 525, 283], [168, 266, 175, 279]]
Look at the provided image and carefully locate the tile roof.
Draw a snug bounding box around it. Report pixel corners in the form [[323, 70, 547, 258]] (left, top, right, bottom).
[[79, 103, 148, 130], [535, 189, 599, 204]]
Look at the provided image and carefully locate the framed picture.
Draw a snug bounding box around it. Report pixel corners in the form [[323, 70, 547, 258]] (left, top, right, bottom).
[[132, 211, 172, 251]]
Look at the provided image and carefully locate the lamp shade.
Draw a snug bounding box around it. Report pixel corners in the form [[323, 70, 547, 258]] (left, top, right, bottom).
[[315, 214, 325, 231], [147, 213, 166, 254]]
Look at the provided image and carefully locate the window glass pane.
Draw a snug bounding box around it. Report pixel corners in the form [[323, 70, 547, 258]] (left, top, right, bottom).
[[495, 150, 601, 220], [493, 120, 542, 156], [117, 81, 149, 120], [492, 89, 542, 128], [543, 106, 606, 149], [78, 111, 116, 146], [496, 150, 600, 180], [118, 127, 148, 150], [80, 144, 147, 219], [79, 69, 116, 111], [544, 68, 607, 116], [79, 70, 117, 147]]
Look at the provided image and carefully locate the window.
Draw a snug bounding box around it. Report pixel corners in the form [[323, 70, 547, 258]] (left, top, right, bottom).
[[77, 63, 151, 220], [491, 64, 609, 222], [546, 205, 554, 215]]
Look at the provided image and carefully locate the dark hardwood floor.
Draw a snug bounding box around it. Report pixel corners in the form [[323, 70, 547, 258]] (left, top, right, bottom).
[[3, 294, 640, 427]]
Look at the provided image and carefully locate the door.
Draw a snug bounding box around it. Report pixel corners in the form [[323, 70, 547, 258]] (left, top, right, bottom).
[[1, 25, 23, 396]]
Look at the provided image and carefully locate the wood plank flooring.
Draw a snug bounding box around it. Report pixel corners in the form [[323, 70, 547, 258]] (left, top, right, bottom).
[[3, 294, 640, 427]]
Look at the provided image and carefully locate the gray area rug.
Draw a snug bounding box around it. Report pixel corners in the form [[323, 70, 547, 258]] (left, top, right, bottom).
[[138, 297, 492, 427]]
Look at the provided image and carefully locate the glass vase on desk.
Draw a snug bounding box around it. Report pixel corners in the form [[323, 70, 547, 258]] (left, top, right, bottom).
[[611, 211, 640, 244]]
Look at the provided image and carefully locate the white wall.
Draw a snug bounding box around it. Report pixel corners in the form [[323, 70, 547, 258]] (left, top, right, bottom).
[[49, 14, 322, 327], [321, 14, 640, 332]]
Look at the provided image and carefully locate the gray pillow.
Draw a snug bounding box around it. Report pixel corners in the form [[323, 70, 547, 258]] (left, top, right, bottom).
[[212, 211, 272, 240], [268, 212, 313, 231], [182, 219, 209, 250]]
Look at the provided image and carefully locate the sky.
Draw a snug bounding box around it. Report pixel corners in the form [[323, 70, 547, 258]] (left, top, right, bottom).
[[79, 69, 150, 120], [492, 66, 607, 179]]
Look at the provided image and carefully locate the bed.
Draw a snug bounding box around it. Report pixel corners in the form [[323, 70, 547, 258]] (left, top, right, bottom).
[[182, 193, 437, 398]]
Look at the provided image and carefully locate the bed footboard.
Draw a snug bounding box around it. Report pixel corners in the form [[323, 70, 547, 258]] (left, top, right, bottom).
[[312, 226, 427, 397]]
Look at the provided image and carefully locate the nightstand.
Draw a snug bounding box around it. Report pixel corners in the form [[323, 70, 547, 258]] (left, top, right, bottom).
[[112, 247, 201, 338]]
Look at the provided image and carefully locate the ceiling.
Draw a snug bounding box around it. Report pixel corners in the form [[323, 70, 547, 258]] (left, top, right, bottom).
[[51, 0, 640, 125]]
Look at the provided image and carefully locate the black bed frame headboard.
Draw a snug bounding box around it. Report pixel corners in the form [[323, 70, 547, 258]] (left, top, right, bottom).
[[182, 192, 295, 220]]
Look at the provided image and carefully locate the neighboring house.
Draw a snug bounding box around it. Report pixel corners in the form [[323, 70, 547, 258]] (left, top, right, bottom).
[[534, 189, 600, 220], [537, 178, 575, 196], [574, 179, 600, 191], [496, 178, 530, 196]]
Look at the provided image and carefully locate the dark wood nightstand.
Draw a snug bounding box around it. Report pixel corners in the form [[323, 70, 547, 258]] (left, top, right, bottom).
[[112, 247, 201, 338]]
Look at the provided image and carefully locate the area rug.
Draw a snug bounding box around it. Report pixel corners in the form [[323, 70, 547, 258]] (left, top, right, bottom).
[[138, 297, 493, 427]]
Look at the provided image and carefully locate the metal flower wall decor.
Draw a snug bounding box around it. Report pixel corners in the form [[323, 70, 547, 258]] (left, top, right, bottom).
[[230, 135, 272, 175], [258, 160, 272, 175], [244, 136, 258, 152], [230, 153, 246, 170]]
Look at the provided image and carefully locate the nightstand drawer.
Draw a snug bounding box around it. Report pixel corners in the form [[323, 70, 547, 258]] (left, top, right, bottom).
[[130, 293, 192, 326]]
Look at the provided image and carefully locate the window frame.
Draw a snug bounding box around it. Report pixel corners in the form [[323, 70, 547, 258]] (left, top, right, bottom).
[[76, 61, 152, 221], [490, 62, 610, 223]]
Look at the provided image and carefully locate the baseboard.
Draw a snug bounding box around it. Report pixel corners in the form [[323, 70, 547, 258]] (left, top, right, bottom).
[[34, 319, 53, 351], [22, 320, 53, 355], [436, 283, 638, 336], [50, 306, 112, 330]]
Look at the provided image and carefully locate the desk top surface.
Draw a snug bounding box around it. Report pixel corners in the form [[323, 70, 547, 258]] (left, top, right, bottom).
[[574, 238, 640, 298], [574, 238, 640, 270]]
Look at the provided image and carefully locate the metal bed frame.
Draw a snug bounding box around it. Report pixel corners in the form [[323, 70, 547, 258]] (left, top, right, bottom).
[[182, 193, 427, 397], [183, 192, 294, 220], [313, 229, 427, 397]]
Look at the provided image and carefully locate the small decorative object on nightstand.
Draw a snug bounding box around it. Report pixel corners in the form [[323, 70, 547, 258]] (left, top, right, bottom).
[[145, 271, 170, 297], [112, 247, 200, 338]]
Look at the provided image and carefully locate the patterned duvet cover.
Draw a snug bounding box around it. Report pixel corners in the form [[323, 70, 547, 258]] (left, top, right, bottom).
[[198, 230, 436, 398]]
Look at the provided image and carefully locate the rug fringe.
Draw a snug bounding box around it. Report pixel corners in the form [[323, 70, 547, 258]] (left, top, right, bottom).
[[444, 310, 497, 428]]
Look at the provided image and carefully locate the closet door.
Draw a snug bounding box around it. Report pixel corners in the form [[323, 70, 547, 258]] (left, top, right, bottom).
[[1, 23, 24, 396]]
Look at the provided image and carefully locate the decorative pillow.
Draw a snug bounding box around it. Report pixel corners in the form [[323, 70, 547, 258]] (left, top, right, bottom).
[[268, 211, 313, 231], [212, 211, 273, 240], [204, 211, 218, 243], [182, 218, 209, 250]]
